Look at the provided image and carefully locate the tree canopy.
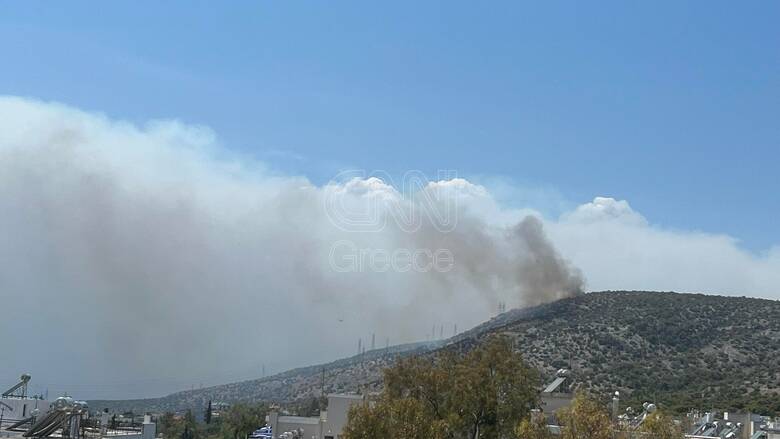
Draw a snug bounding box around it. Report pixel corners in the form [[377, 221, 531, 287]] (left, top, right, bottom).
[[343, 336, 541, 439]]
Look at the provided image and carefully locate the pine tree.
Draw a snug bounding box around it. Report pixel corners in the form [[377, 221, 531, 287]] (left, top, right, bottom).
[[205, 400, 212, 424]]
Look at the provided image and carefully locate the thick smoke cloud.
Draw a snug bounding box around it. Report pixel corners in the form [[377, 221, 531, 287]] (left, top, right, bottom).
[[3, 97, 778, 400], [547, 197, 780, 298], [0, 97, 581, 399]]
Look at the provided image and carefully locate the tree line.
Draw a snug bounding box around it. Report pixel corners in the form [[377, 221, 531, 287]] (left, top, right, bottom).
[[158, 402, 268, 439], [342, 336, 684, 439]]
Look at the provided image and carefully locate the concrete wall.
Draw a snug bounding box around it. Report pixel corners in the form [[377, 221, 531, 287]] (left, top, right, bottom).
[[276, 416, 320, 439], [267, 394, 363, 439], [320, 394, 363, 439], [268, 411, 321, 439]]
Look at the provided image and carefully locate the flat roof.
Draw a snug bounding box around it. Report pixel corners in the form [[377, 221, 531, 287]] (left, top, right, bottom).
[[277, 416, 320, 425]]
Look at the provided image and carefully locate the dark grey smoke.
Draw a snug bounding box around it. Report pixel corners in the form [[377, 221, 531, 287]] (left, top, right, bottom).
[[513, 216, 584, 304]]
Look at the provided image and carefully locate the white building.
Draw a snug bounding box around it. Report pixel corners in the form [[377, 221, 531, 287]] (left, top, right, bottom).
[[267, 394, 364, 439]]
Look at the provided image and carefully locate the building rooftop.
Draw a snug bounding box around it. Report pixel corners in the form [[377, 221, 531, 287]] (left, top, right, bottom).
[[277, 416, 320, 425]]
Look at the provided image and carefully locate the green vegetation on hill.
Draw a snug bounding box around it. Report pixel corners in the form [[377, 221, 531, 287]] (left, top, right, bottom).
[[89, 341, 439, 414], [91, 291, 780, 416], [471, 291, 780, 414]]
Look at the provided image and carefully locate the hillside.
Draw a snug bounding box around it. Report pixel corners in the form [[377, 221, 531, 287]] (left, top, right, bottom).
[[91, 291, 780, 415], [458, 291, 780, 414], [89, 341, 441, 414]]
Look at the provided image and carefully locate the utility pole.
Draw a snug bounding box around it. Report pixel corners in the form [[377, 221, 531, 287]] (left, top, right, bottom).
[[320, 368, 326, 397]]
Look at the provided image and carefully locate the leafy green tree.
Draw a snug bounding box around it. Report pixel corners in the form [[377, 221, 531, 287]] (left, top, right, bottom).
[[383, 352, 456, 422], [159, 412, 182, 439], [640, 412, 684, 439], [221, 403, 266, 439], [341, 402, 389, 439], [453, 337, 540, 438], [515, 415, 554, 439], [556, 394, 612, 439], [344, 336, 540, 439], [200, 417, 223, 439], [342, 397, 449, 439]]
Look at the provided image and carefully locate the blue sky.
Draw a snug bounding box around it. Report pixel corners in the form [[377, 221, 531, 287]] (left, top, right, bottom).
[[2, 1, 778, 251]]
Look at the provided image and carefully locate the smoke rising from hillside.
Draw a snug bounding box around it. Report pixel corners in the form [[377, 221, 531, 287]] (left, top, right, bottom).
[[0, 97, 581, 398], [5, 97, 778, 400]]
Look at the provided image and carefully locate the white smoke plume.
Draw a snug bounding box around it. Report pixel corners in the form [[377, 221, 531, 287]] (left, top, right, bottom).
[[3, 97, 778, 399], [548, 197, 780, 298], [0, 97, 581, 398]]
